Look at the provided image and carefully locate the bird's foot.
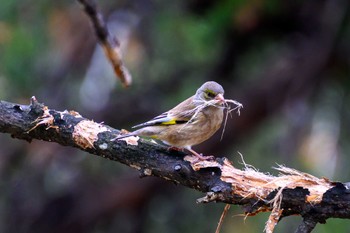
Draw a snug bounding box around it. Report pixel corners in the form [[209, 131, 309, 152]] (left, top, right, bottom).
[[187, 148, 214, 161], [193, 153, 215, 161], [168, 147, 214, 162]]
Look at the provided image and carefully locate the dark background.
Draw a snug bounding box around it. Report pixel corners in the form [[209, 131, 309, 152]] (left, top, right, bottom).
[[1, 0, 350, 232]]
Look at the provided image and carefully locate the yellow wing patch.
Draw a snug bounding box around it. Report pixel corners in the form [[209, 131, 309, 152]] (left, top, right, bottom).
[[160, 119, 177, 125]]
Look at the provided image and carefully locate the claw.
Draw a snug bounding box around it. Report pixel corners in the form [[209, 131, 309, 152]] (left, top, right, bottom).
[[187, 148, 214, 161]]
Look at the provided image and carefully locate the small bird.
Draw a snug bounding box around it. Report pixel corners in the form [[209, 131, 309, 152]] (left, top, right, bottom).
[[112, 81, 226, 160]]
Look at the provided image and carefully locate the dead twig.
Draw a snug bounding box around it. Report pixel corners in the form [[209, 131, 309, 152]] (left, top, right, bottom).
[[295, 217, 318, 233], [215, 204, 231, 233], [77, 0, 132, 87]]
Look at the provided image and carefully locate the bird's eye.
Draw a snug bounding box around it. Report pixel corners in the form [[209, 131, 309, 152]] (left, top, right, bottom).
[[206, 91, 216, 98]]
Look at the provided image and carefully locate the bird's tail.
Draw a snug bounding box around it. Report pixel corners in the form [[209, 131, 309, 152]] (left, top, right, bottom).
[[110, 132, 136, 141]]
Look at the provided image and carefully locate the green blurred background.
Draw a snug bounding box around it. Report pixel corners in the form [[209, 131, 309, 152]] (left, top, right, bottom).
[[1, 0, 350, 232]]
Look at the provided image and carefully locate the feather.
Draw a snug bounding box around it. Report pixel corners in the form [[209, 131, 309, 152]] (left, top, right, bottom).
[[132, 96, 196, 128]]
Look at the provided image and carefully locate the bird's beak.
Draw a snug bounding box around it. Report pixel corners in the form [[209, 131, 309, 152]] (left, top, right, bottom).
[[215, 93, 225, 104]]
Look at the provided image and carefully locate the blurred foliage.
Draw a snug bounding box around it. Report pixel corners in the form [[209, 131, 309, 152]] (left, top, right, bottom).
[[1, 0, 350, 233]]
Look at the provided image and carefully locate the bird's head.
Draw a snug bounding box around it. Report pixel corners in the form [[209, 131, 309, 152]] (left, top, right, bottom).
[[194, 81, 225, 106]]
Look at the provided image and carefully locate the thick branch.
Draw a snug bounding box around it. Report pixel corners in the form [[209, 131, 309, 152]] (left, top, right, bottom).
[[1, 98, 350, 232]]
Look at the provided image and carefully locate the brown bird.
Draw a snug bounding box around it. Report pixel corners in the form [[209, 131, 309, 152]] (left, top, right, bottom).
[[112, 81, 226, 160]]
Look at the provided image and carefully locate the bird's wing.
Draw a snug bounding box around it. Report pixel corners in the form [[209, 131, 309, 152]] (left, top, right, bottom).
[[132, 96, 196, 128]]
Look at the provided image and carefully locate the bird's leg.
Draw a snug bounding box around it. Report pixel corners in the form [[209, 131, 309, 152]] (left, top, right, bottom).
[[167, 146, 214, 161], [186, 148, 214, 161]]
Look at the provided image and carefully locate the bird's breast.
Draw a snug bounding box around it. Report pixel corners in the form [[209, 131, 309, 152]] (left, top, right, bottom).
[[158, 106, 224, 148]]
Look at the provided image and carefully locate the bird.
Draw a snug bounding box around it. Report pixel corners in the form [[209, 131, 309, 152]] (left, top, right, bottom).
[[112, 81, 226, 160]]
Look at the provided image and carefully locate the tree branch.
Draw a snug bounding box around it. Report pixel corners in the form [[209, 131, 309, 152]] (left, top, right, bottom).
[[295, 217, 318, 233], [77, 0, 132, 87], [1, 97, 350, 232]]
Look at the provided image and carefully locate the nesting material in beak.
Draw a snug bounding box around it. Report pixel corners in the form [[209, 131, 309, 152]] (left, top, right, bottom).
[[215, 93, 225, 104]]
